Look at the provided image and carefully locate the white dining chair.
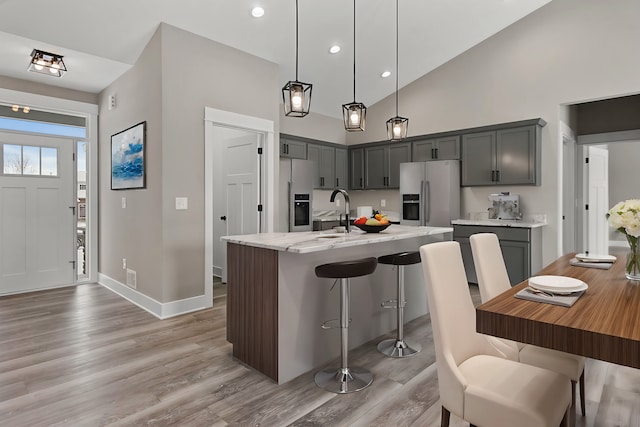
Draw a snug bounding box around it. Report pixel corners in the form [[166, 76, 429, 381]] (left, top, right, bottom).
[[419, 241, 571, 427], [470, 232, 586, 423]]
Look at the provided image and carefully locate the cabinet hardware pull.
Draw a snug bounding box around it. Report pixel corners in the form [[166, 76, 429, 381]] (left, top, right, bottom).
[[496, 170, 500, 181]]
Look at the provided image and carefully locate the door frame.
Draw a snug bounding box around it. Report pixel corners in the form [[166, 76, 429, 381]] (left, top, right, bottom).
[[204, 107, 275, 294], [0, 88, 98, 283]]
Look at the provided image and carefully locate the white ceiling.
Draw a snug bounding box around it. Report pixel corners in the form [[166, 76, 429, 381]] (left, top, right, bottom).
[[0, 0, 552, 118]]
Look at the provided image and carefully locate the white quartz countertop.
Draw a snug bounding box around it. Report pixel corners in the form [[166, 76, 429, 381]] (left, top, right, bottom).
[[451, 219, 547, 228], [221, 225, 453, 254]]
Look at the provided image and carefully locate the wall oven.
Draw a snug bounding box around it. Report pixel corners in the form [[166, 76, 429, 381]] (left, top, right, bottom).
[[291, 193, 312, 232], [402, 193, 421, 225]]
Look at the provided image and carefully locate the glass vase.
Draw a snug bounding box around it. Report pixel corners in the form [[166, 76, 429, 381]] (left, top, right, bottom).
[[625, 235, 640, 281]]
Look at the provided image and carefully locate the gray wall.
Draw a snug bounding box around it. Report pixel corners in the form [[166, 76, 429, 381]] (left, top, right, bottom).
[[98, 23, 280, 303], [608, 140, 640, 242], [98, 27, 164, 301], [577, 95, 640, 135], [0, 75, 98, 105], [345, 0, 640, 265]]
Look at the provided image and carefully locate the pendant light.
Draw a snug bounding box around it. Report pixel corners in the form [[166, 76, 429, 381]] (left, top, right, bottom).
[[282, 0, 312, 117], [386, 0, 408, 141], [342, 0, 366, 131]]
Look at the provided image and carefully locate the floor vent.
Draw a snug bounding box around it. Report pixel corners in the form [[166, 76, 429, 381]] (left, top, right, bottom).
[[126, 268, 137, 289]]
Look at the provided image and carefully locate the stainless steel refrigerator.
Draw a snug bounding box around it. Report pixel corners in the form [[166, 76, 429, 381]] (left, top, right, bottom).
[[399, 160, 460, 227], [279, 159, 314, 232]]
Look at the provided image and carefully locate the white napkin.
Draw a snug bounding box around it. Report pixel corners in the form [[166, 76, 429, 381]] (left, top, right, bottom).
[[569, 258, 613, 270]]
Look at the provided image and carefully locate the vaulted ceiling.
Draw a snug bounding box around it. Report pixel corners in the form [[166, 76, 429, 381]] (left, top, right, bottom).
[[0, 0, 552, 118]]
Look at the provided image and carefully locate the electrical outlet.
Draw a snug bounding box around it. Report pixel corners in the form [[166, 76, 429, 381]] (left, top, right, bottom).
[[121, 197, 126, 209], [381, 199, 386, 207], [335, 199, 340, 207], [122, 258, 127, 269]]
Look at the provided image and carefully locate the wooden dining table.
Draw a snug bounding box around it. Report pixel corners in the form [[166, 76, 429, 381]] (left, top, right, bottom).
[[476, 251, 640, 368]]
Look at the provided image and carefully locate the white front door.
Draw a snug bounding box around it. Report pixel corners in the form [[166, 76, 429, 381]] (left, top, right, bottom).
[[586, 145, 609, 255], [0, 133, 75, 294]]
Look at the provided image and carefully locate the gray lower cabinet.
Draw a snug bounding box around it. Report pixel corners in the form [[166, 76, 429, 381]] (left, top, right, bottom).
[[335, 148, 348, 189], [307, 143, 335, 189], [364, 142, 411, 189], [412, 136, 460, 161], [280, 138, 307, 159], [461, 124, 541, 186], [349, 148, 365, 190], [453, 224, 542, 286]]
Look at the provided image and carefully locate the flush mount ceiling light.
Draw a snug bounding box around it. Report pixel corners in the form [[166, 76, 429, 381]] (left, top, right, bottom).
[[381, 71, 391, 78], [342, 0, 366, 132], [329, 45, 341, 54], [386, 0, 408, 141], [282, 0, 312, 117], [28, 49, 67, 77]]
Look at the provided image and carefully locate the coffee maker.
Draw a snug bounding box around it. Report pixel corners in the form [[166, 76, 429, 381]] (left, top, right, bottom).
[[488, 192, 521, 220]]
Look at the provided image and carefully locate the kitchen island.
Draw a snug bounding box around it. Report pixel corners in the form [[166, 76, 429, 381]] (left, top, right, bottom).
[[222, 225, 452, 384]]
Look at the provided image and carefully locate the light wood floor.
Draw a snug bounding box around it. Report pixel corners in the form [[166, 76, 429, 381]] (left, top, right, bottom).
[[1, 283, 639, 426]]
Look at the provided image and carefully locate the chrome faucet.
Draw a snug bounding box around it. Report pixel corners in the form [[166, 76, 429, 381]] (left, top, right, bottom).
[[330, 189, 350, 233]]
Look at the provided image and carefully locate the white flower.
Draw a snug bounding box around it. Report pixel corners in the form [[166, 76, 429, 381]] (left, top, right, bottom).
[[608, 199, 640, 237]]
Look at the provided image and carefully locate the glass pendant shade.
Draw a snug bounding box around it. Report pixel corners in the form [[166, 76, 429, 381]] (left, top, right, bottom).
[[343, 0, 366, 132], [386, 0, 408, 141], [386, 116, 408, 141], [282, 0, 312, 117], [283, 80, 312, 117], [342, 102, 366, 132]]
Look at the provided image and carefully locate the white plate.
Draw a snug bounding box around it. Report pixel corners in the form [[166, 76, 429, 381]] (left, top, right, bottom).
[[575, 253, 617, 263], [528, 275, 588, 294]]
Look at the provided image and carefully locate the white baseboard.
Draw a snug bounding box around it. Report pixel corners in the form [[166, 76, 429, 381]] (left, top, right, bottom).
[[98, 273, 213, 319]]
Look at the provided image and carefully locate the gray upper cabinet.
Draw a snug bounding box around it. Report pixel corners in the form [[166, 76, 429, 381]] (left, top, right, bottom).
[[335, 148, 348, 189], [280, 138, 307, 159], [461, 131, 496, 185], [349, 148, 365, 190], [461, 123, 541, 186], [364, 142, 411, 189], [412, 136, 460, 161], [307, 143, 335, 189]]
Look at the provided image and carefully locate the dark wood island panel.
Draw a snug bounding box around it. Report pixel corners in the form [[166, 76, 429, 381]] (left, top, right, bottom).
[[226, 243, 278, 381]]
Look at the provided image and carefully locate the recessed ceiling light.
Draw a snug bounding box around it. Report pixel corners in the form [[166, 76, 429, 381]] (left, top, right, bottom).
[[329, 45, 341, 54], [251, 6, 265, 18], [381, 71, 391, 78]]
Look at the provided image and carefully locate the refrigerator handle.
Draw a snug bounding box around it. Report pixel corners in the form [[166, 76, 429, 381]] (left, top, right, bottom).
[[425, 180, 431, 225], [419, 180, 425, 226], [287, 181, 292, 232]]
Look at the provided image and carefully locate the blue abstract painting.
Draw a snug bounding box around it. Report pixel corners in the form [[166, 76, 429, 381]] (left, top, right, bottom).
[[111, 121, 146, 189]]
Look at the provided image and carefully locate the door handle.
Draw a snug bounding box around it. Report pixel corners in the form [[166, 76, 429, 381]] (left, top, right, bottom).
[[69, 206, 76, 215], [220, 216, 227, 221]]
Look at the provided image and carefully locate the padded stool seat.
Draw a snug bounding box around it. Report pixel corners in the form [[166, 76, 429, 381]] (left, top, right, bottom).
[[378, 250, 421, 266], [314, 257, 377, 394], [377, 251, 421, 358], [315, 257, 378, 279]]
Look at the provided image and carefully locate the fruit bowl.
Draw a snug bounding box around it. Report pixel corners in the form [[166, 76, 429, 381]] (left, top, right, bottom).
[[353, 223, 391, 233]]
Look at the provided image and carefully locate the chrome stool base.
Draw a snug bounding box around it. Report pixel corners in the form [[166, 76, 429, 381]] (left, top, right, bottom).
[[314, 367, 373, 394], [377, 338, 421, 358]]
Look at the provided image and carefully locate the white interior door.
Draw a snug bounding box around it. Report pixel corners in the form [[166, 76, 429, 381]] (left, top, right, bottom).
[[586, 145, 609, 255], [0, 133, 75, 294], [210, 123, 261, 282]]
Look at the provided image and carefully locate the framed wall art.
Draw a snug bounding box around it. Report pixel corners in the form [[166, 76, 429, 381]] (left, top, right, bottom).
[[111, 121, 146, 190]]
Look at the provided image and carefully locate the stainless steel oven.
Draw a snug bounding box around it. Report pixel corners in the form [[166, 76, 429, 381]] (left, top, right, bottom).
[[402, 193, 421, 225], [291, 193, 311, 231]]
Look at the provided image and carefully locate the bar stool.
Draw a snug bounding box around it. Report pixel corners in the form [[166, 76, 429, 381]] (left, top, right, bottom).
[[377, 251, 422, 358], [314, 257, 378, 394]]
